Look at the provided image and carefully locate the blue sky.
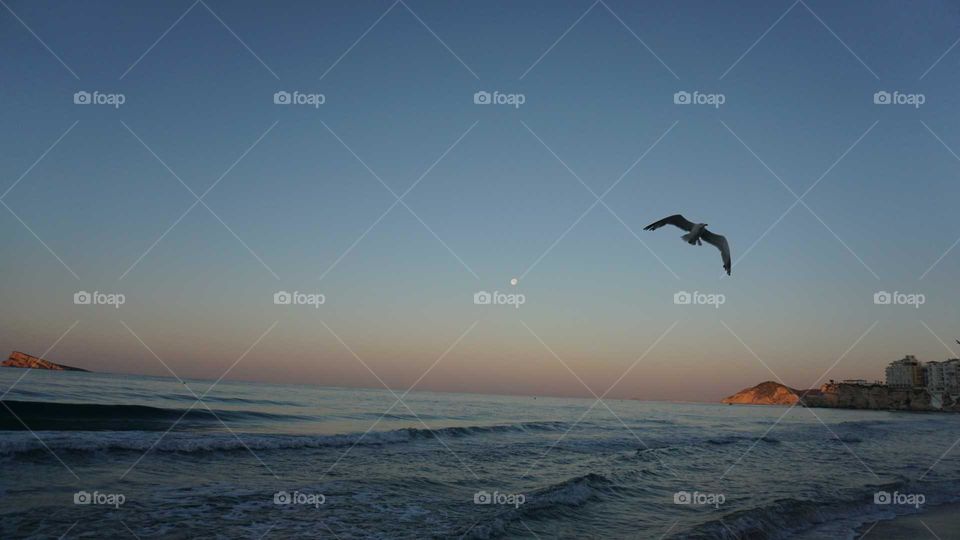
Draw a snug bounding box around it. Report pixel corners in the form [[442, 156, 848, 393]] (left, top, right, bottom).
[[2, 0, 960, 400]]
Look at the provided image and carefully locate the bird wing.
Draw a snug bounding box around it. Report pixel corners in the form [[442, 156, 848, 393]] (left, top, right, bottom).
[[643, 214, 695, 232], [700, 229, 731, 275]]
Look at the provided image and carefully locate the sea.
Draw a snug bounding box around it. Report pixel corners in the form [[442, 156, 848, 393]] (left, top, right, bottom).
[[1, 368, 959, 539]]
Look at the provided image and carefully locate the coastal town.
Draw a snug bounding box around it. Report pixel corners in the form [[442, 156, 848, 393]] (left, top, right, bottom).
[[724, 354, 960, 412]]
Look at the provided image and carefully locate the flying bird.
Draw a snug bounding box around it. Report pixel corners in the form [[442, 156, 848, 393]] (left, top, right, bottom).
[[644, 214, 732, 275]]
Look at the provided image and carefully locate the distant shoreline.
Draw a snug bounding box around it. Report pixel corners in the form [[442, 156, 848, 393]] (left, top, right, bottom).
[[723, 381, 960, 413]]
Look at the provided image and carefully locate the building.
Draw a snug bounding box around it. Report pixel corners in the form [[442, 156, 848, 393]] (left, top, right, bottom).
[[886, 355, 924, 389], [924, 359, 960, 394]]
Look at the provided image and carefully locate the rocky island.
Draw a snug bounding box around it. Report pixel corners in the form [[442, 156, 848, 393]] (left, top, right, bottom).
[[2, 351, 90, 372], [721, 381, 818, 405]]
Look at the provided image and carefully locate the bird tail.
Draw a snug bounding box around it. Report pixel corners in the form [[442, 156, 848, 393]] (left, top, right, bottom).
[[682, 231, 697, 245]]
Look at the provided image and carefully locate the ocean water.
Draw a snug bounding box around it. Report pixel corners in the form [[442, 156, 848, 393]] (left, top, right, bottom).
[[1, 369, 959, 539]]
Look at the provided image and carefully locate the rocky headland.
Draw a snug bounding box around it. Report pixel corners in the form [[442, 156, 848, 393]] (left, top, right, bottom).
[[723, 381, 960, 412]]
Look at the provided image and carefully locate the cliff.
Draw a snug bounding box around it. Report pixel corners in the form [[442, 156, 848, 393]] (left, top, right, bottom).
[[803, 382, 960, 412], [722, 381, 818, 405], [2, 351, 90, 372]]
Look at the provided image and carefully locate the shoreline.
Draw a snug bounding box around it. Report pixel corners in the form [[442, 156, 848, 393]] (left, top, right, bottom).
[[857, 503, 960, 538]]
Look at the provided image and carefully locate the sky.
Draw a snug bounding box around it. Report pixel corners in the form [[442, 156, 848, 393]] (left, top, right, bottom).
[[2, 0, 960, 401]]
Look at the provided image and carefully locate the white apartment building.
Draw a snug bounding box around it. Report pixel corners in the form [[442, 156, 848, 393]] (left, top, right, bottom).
[[924, 358, 960, 394], [886, 355, 924, 389]]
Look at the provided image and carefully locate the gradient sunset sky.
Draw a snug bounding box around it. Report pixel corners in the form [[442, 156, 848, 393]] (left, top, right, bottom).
[[3, 0, 960, 401]]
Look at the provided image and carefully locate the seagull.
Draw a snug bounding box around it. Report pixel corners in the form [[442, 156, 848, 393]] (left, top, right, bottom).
[[643, 214, 732, 275]]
